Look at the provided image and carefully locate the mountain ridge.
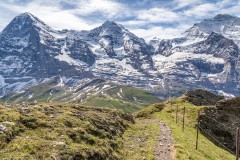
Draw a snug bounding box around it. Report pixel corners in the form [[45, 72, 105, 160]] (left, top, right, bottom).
[[0, 12, 240, 98]]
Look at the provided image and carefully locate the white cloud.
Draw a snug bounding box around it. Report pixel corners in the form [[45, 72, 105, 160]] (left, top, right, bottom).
[[220, 3, 240, 17], [129, 24, 191, 41], [0, 0, 124, 30], [216, 0, 237, 8], [39, 11, 101, 30], [71, 0, 130, 19], [183, 3, 218, 17], [0, 0, 240, 41], [119, 20, 148, 28], [137, 7, 180, 23], [174, 0, 202, 9]]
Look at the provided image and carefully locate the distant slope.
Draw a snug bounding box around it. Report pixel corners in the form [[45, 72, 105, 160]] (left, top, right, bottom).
[[0, 78, 161, 113], [82, 85, 161, 113]]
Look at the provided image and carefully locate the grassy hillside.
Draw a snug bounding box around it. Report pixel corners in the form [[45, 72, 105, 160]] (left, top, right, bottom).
[[135, 96, 235, 160], [1, 78, 161, 113], [82, 85, 160, 113], [0, 103, 134, 159], [0, 78, 67, 103]]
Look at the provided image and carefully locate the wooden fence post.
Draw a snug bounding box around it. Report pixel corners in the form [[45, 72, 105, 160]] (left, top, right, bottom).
[[196, 110, 200, 150], [236, 128, 240, 160], [182, 106, 186, 132], [176, 105, 178, 124]]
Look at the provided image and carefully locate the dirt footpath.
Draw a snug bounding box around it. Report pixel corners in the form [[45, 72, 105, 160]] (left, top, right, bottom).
[[154, 121, 174, 160]]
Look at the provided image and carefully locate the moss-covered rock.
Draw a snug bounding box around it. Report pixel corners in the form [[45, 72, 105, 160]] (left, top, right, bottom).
[[183, 89, 224, 106], [199, 96, 240, 153]]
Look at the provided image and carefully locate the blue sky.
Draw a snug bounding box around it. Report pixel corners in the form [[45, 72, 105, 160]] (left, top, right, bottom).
[[0, 0, 239, 40]]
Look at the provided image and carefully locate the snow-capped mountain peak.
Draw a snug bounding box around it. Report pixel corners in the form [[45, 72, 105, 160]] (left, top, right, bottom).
[[102, 20, 124, 29], [88, 20, 128, 39], [2, 12, 54, 34], [1, 12, 240, 99], [15, 12, 41, 22], [184, 13, 240, 46], [212, 14, 239, 21], [0, 12, 63, 46]]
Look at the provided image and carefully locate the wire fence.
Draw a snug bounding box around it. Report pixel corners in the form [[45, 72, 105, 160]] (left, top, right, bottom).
[[198, 121, 235, 154], [201, 114, 238, 131], [170, 104, 239, 158]]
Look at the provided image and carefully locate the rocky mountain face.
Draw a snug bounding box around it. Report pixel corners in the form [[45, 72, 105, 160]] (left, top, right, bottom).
[[0, 13, 94, 95], [185, 14, 240, 45], [0, 13, 240, 98], [83, 20, 153, 69], [151, 14, 240, 97], [0, 13, 155, 97]]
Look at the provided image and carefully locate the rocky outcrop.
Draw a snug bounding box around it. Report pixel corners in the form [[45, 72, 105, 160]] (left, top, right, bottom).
[[183, 89, 224, 106], [199, 97, 240, 152], [217, 97, 240, 110]]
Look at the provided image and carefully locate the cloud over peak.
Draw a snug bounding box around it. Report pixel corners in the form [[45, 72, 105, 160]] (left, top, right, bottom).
[[0, 0, 239, 40]]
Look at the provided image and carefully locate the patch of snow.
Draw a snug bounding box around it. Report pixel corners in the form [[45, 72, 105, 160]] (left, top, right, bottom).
[[28, 93, 34, 99], [49, 90, 53, 96], [0, 75, 6, 87], [218, 90, 235, 98], [117, 92, 123, 99], [133, 97, 137, 101], [55, 40, 87, 66], [57, 77, 64, 87], [102, 85, 110, 89], [152, 52, 224, 74]]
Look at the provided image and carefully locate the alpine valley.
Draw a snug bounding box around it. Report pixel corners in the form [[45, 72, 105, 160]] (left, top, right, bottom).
[[1, 12, 240, 103]]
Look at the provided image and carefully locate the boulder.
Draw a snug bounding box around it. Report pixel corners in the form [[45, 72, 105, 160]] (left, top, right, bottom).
[[216, 97, 240, 111]]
